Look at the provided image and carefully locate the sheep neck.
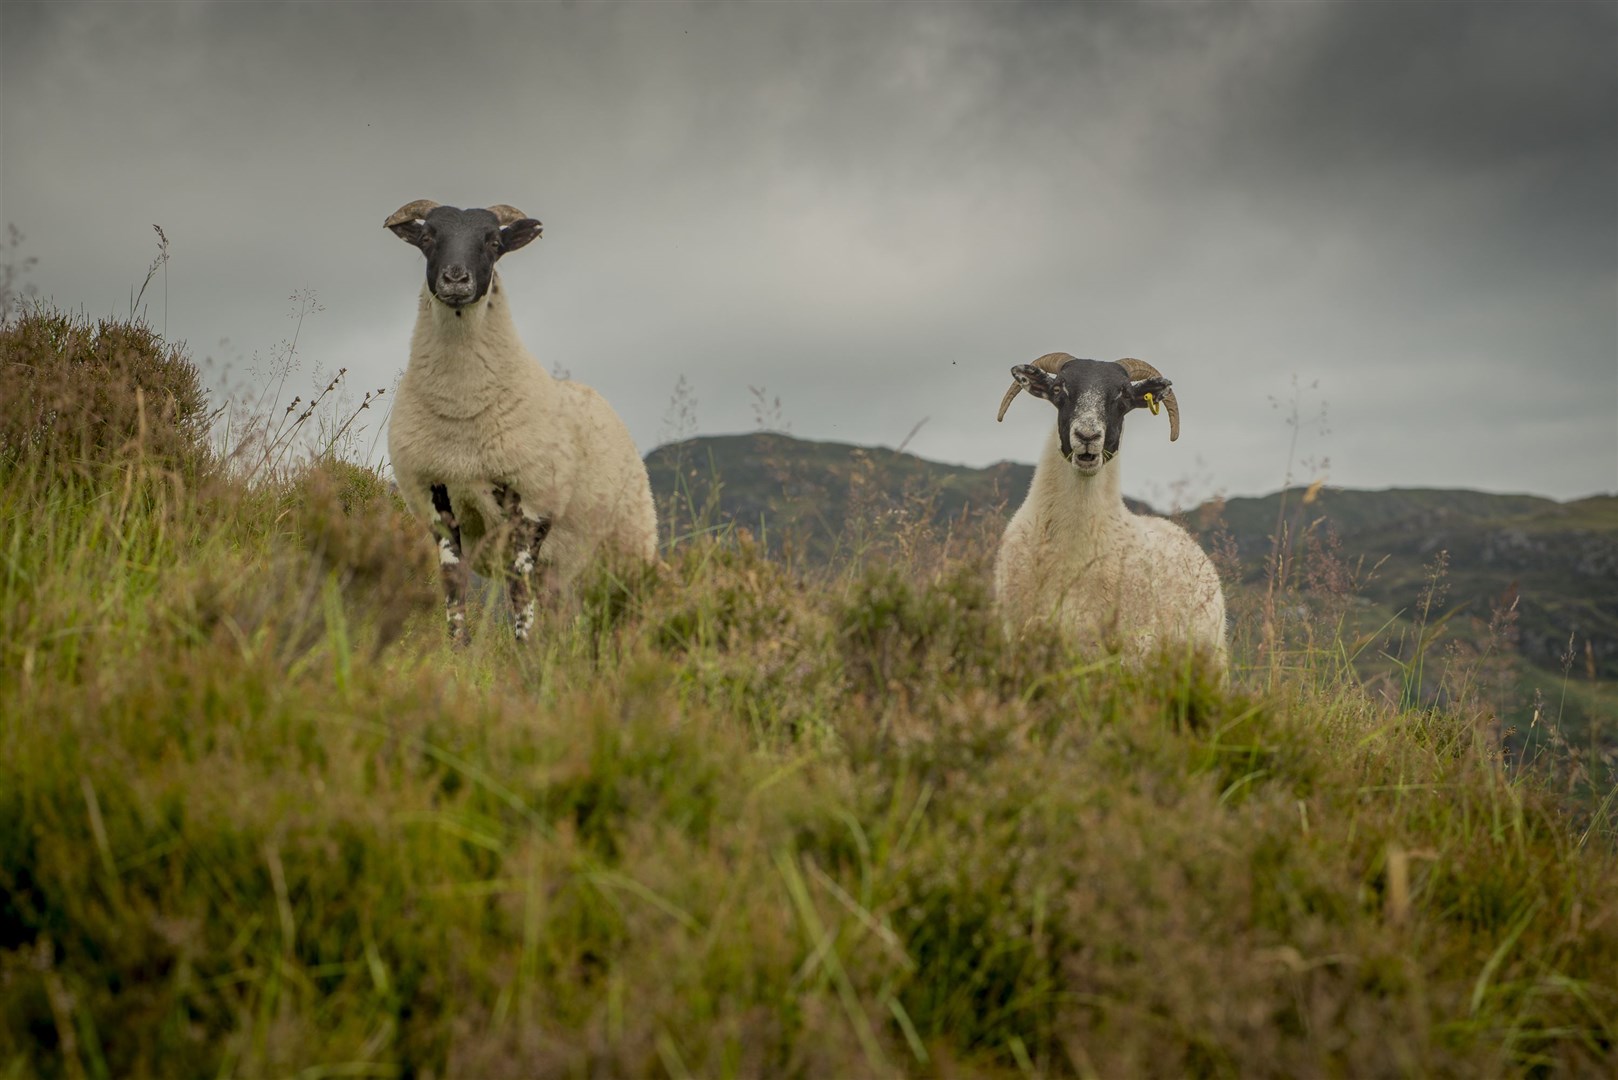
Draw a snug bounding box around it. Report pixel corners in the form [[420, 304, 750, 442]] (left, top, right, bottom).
[[1029, 428, 1127, 542], [405, 272, 556, 418]]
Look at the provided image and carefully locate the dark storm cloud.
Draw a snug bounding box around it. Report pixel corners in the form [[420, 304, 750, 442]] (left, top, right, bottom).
[[2, 0, 1613, 502], [1192, 1, 1616, 287], [1242, 2, 1615, 173]]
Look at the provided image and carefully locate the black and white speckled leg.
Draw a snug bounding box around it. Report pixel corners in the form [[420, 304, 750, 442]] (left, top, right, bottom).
[[430, 484, 470, 648], [493, 484, 552, 644]]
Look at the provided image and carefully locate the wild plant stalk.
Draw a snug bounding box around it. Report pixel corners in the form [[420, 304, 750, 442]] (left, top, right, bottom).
[[364, 372, 404, 467], [1394, 549, 1459, 710], [318, 383, 389, 462], [240, 289, 323, 442], [0, 223, 40, 320], [1259, 376, 1330, 689], [1441, 587, 1521, 745], [249, 367, 345, 480], [748, 382, 788, 433], [215, 291, 347, 482], [1556, 629, 1578, 727], [658, 443, 735, 552], [156, 225, 169, 338]]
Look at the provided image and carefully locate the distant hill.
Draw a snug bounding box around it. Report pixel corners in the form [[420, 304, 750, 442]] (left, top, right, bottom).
[[645, 433, 1618, 687], [1190, 487, 1618, 679], [646, 432, 1145, 560]]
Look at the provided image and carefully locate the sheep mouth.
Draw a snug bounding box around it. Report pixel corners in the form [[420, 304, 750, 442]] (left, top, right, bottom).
[[1070, 451, 1102, 472], [434, 288, 478, 308]]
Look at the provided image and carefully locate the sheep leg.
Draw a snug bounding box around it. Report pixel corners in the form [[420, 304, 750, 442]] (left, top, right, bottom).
[[492, 483, 552, 643], [429, 484, 471, 648]]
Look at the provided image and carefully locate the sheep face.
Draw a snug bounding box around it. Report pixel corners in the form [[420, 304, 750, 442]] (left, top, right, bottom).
[[387, 204, 543, 309], [1010, 357, 1171, 476]]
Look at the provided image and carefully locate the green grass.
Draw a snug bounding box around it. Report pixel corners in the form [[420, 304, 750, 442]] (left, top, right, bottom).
[[2, 310, 1615, 1077]]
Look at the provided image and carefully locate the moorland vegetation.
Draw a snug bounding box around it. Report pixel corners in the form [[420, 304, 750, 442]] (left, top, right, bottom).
[[1, 260, 1614, 1076]]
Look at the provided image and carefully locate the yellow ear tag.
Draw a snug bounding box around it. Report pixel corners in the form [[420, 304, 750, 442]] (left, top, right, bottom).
[[1144, 391, 1161, 416]]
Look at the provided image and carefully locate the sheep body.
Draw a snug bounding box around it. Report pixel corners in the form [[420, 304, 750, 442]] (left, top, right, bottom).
[[995, 431, 1226, 668], [993, 356, 1226, 673], [388, 275, 656, 595]]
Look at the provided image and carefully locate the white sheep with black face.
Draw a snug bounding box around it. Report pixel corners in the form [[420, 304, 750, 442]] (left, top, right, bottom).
[[993, 353, 1227, 675], [384, 200, 657, 646]]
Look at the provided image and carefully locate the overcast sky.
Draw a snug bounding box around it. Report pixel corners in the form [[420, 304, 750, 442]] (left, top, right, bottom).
[[3, 0, 1614, 504]]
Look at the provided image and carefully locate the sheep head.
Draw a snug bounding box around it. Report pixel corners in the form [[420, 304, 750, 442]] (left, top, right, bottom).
[[998, 354, 1179, 475], [385, 201, 543, 309]]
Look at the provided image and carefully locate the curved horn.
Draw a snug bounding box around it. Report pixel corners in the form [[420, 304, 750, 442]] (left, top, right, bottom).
[[384, 199, 441, 230], [486, 204, 531, 227], [1115, 357, 1179, 442], [997, 352, 1076, 423]]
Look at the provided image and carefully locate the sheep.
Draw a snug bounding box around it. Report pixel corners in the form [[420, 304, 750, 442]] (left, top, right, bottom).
[[384, 199, 657, 646], [993, 353, 1227, 675]]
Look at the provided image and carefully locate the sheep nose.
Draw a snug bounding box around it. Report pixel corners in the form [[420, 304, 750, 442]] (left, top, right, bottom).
[[441, 265, 471, 285], [1073, 428, 1101, 445]]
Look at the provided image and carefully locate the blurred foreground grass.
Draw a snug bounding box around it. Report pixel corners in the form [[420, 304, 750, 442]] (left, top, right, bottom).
[[1, 308, 1614, 1078]]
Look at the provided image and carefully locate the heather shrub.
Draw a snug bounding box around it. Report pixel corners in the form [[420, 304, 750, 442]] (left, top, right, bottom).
[[0, 308, 210, 477]]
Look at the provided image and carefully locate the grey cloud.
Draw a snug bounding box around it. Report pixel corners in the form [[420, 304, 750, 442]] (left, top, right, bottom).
[[3, 0, 1612, 504]]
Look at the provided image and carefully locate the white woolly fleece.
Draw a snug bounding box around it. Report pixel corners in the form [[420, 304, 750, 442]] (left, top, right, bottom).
[[388, 272, 657, 591], [994, 429, 1228, 673]]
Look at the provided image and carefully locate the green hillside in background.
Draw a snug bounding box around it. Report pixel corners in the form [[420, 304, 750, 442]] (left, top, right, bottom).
[[647, 433, 1145, 561], [1196, 487, 1618, 678]]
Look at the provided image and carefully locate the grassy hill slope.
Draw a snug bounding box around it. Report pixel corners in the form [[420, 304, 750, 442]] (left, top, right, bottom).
[[2, 313, 1616, 1077]]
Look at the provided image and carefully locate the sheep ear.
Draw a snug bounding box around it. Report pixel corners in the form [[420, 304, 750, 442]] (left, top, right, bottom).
[[1011, 364, 1066, 404], [385, 200, 439, 247], [388, 219, 428, 248], [498, 218, 543, 255], [1127, 376, 1171, 409]]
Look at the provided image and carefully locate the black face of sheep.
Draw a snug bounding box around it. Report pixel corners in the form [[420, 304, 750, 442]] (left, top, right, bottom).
[[1009, 357, 1174, 475], [386, 203, 543, 309]]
